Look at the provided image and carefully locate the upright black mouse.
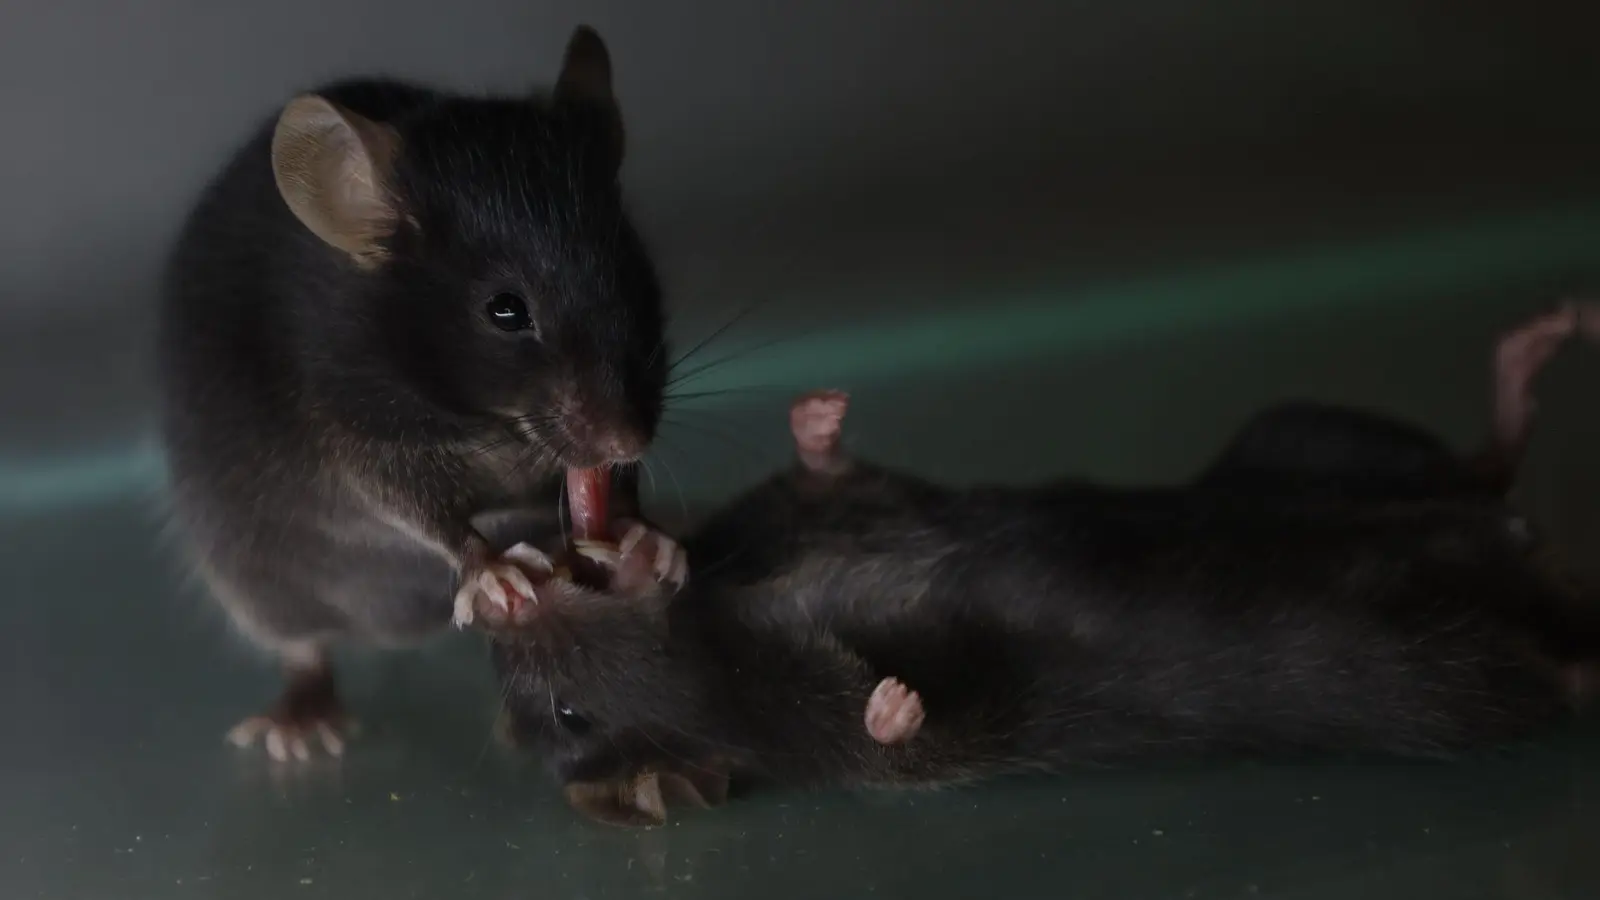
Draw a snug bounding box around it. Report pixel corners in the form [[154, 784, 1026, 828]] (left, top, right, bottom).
[[157, 26, 669, 762], [469, 306, 1600, 827]]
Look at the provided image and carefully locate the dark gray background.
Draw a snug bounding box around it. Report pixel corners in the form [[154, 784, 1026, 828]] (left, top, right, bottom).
[[7, 3, 1600, 898]]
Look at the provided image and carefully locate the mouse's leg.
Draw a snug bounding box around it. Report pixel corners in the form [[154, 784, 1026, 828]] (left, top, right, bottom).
[[225, 643, 351, 762], [1471, 303, 1582, 488], [865, 677, 925, 745], [790, 390, 852, 476]]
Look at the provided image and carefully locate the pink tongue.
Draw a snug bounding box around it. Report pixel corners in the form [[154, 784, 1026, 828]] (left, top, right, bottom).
[[566, 467, 611, 543]]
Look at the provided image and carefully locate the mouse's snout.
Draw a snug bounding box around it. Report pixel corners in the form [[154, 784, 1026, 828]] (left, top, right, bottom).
[[538, 357, 661, 467], [558, 409, 648, 467]]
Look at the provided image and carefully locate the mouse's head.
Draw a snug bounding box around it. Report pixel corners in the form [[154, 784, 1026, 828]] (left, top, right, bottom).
[[481, 572, 732, 825], [272, 26, 664, 468]]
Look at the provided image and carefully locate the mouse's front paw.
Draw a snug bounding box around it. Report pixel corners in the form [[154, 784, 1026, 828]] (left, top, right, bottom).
[[452, 543, 555, 628], [575, 519, 687, 598]]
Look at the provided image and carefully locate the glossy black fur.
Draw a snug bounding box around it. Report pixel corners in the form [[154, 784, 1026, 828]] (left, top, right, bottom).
[[491, 402, 1597, 796], [159, 76, 665, 646]]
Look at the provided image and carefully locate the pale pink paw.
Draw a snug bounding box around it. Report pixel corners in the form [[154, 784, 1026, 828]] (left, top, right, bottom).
[[224, 662, 352, 763], [576, 518, 688, 597], [226, 714, 349, 762], [865, 677, 925, 745], [790, 389, 851, 473], [451, 543, 555, 628], [1492, 303, 1580, 445]]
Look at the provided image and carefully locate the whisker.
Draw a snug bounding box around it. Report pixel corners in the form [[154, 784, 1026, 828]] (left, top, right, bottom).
[[665, 385, 798, 406], [667, 316, 835, 391], [558, 468, 570, 547], [659, 414, 774, 471], [670, 298, 768, 370], [640, 456, 660, 504], [651, 451, 692, 527]]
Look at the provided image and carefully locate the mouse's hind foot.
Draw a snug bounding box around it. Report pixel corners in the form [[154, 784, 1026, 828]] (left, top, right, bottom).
[[866, 677, 925, 745], [226, 652, 353, 762], [791, 390, 851, 475], [1489, 303, 1584, 456]]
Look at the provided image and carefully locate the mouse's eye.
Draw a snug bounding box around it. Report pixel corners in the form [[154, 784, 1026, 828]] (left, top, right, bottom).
[[485, 292, 533, 332], [555, 703, 591, 735]]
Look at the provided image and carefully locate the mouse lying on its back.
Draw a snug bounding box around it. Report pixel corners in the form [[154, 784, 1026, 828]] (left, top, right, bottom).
[[470, 305, 1599, 827]]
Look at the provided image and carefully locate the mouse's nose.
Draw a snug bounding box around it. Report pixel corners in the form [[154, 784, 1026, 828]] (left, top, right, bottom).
[[594, 429, 644, 463], [564, 416, 646, 465]]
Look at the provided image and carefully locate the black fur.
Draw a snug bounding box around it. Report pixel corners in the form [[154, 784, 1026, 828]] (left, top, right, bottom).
[[158, 60, 665, 649], [491, 402, 1594, 799]]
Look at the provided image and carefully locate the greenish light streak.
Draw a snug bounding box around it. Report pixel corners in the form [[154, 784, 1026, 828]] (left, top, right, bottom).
[[5, 206, 1599, 513], [669, 207, 1600, 399]]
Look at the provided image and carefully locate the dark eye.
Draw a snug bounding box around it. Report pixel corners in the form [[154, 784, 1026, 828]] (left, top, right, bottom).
[[555, 703, 590, 734], [485, 292, 533, 332]]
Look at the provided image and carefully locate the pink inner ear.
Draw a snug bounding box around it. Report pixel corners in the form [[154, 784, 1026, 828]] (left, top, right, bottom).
[[567, 467, 611, 543]]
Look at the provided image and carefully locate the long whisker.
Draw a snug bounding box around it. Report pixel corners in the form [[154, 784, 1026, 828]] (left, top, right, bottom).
[[670, 299, 767, 370], [659, 414, 773, 472], [557, 468, 570, 547], [651, 450, 692, 527], [666, 330, 805, 390], [665, 385, 798, 406]]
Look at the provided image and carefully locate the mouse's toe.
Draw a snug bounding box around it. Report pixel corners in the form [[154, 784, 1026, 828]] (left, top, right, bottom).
[[610, 519, 688, 597], [452, 547, 557, 628], [225, 660, 354, 763]]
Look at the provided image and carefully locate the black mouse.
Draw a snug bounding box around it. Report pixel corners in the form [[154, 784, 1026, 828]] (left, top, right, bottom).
[[472, 306, 1600, 827], [157, 25, 668, 762]]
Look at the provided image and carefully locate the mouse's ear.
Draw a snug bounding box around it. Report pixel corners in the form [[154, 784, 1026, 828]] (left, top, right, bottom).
[[554, 25, 626, 168], [271, 95, 402, 268], [564, 773, 669, 828]]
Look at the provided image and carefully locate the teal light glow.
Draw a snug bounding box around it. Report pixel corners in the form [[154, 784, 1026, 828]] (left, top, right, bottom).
[[4, 206, 1599, 513], [667, 207, 1600, 401]]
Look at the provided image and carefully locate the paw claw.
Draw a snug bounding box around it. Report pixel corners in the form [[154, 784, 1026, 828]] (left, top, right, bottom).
[[317, 723, 345, 757], [265, 729, 289, 763], [454, 550, 556, 628], [611, 519, 689, 594], [225, 717, 267, 748], [495, 564, 540, 604], [502, 542, 554, 573], [478, 570, 510, 610], [573, 541, 623, 568]]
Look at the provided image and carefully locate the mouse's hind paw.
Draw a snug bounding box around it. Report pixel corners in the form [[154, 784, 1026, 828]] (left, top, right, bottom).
[[866, 677, 925, 745], [225, 659, 353, 763], [790, 389, 851, 474]]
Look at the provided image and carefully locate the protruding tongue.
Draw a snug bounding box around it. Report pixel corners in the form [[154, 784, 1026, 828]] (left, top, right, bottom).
[[566, 467, 611, 543]]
